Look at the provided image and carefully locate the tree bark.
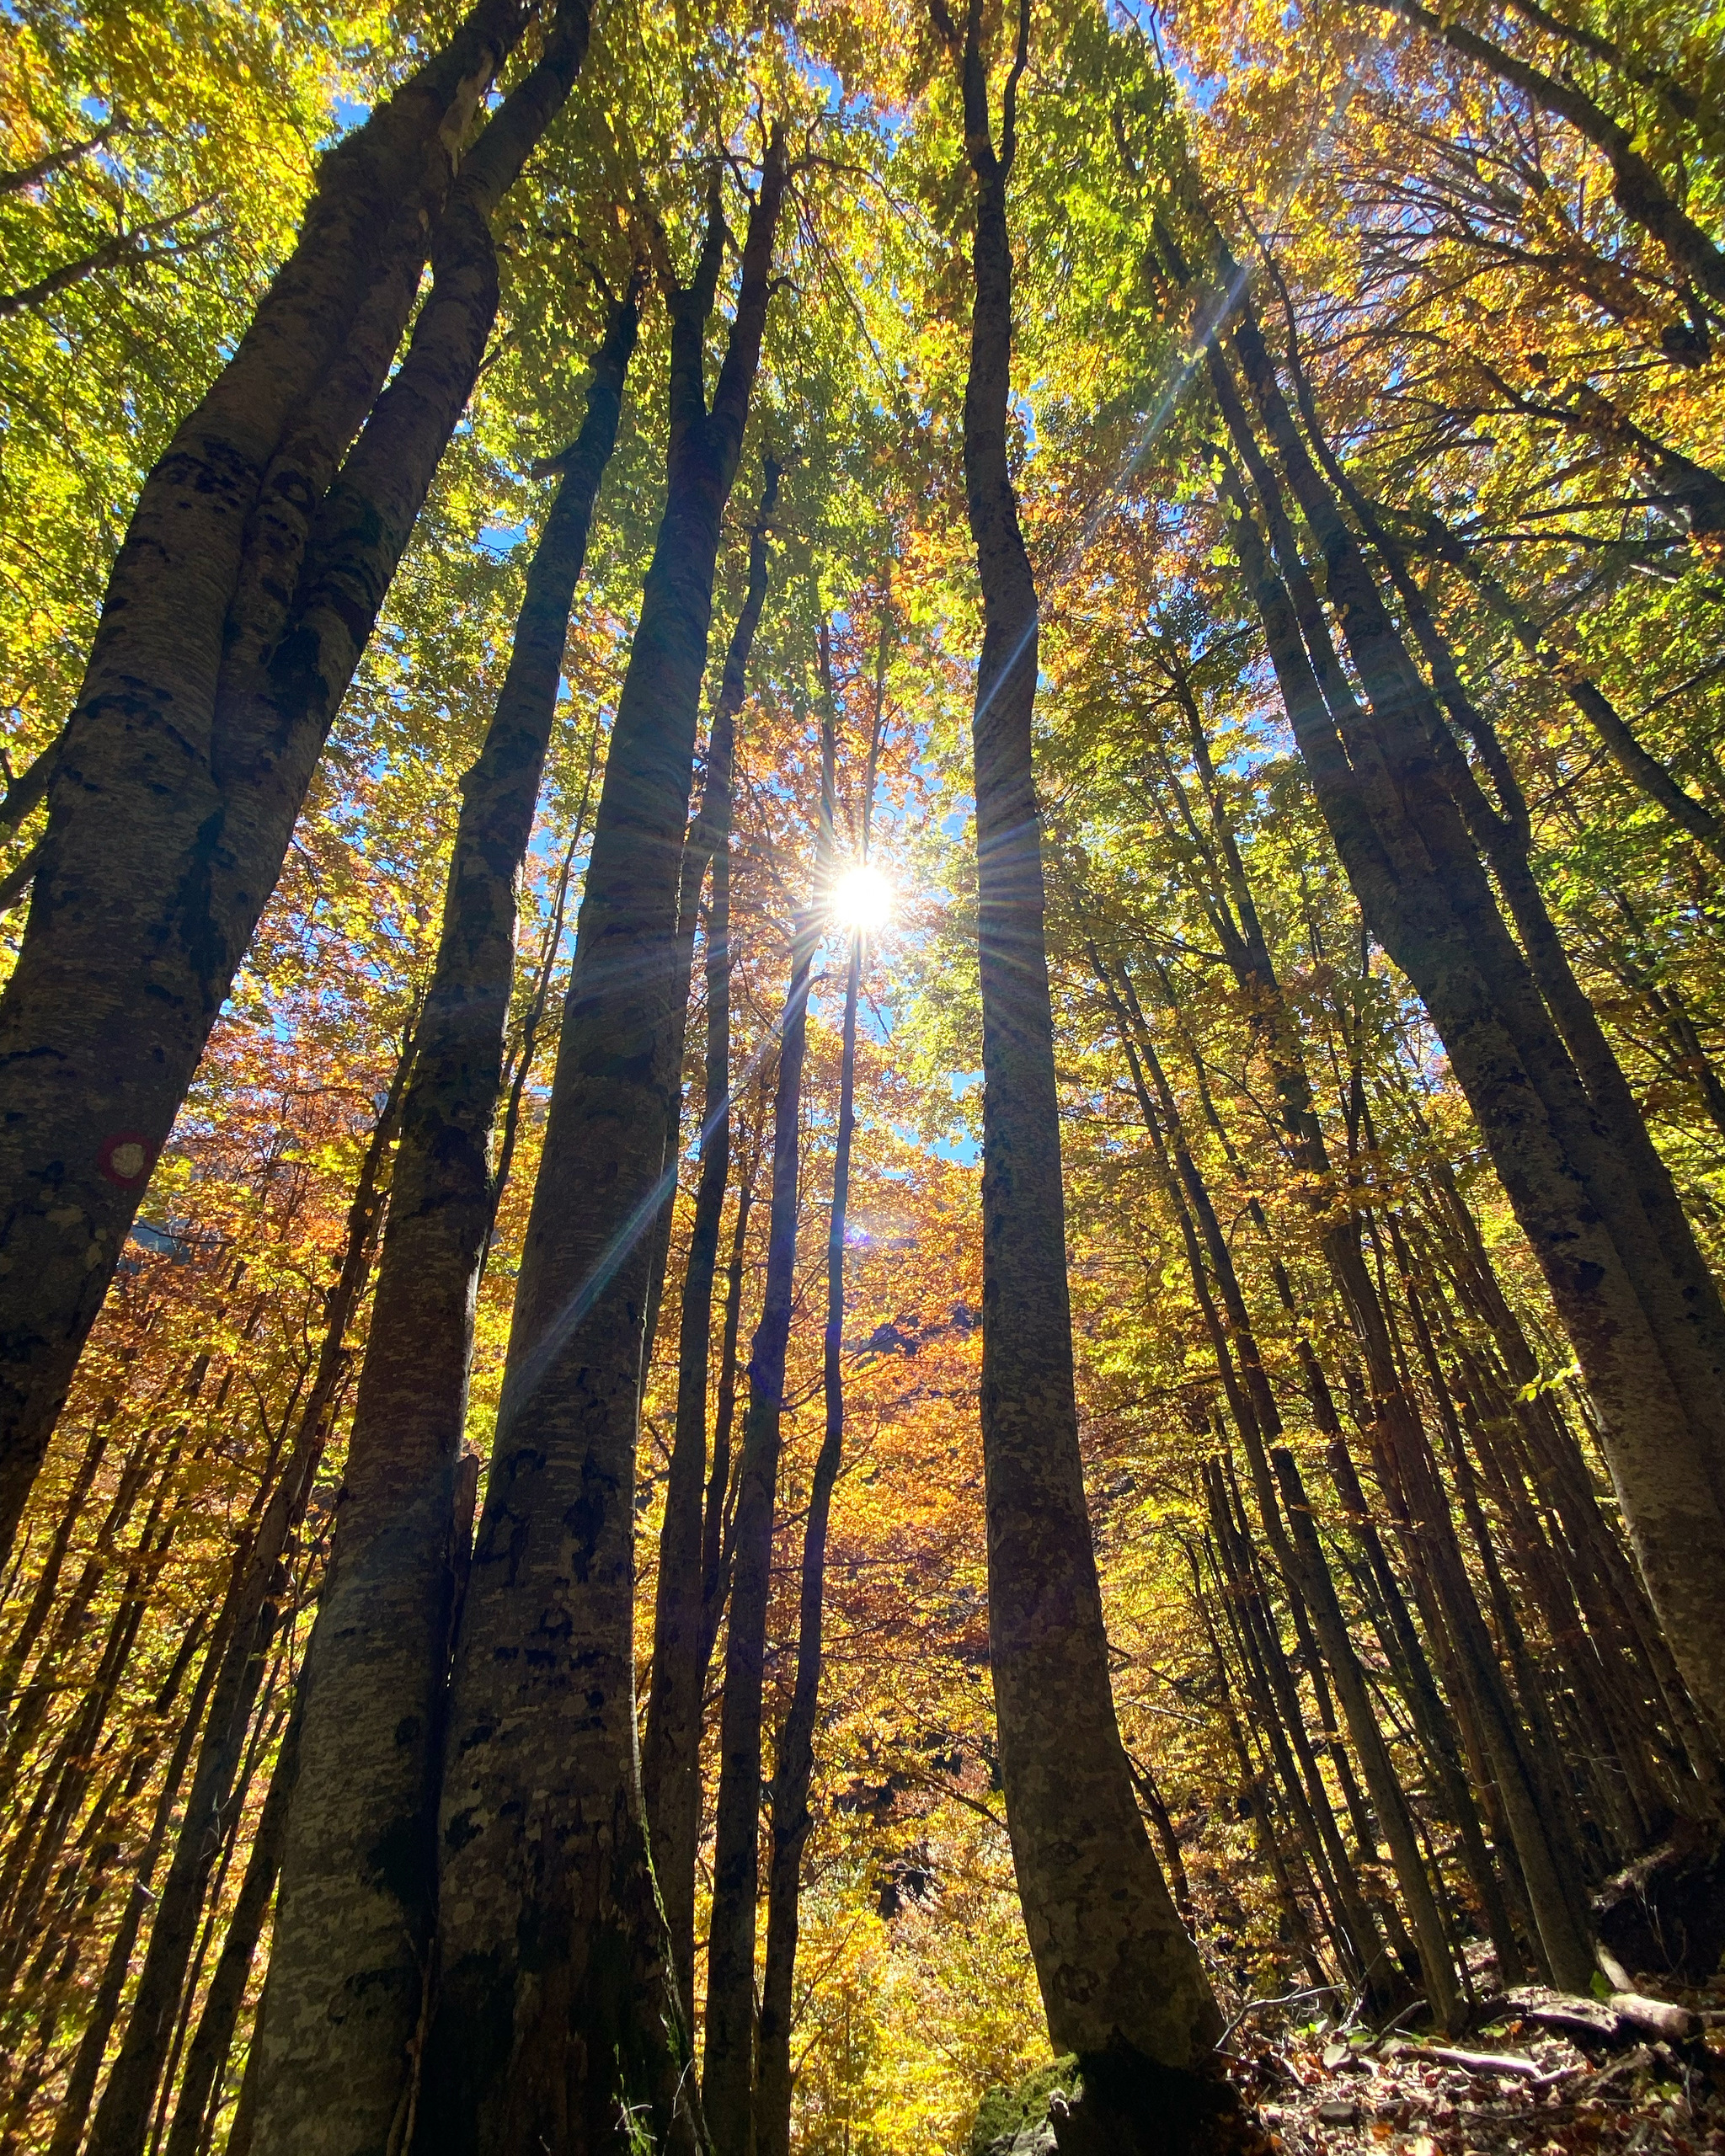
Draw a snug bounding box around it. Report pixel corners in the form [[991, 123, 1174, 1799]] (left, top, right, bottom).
[[701, 846, 823, 2156], [755, 648, 887, 2156], [1204, 268, 1725, 1758], [932, 0, 1220, 2066], [642, 462, 779, 2031], [162, 1711, 302, 2156], [419, 136, 786, 2156], [0, 0, 584, 1566], [249, 277, 638, 2156]]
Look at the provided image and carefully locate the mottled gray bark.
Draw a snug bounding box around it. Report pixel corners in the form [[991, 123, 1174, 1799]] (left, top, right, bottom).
[[0, 0, 578, 1566], [419, 136, 786, 2156], [249, 278, 637, 2156], [928, 0, 1220, 2067]]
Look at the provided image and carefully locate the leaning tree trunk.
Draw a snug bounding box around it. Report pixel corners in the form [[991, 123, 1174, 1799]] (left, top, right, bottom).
[[930, 0, 1220, 2070], [0, 0, 586, 1566], [161, 1710, 302, 2156], [641, 460, 778, 2031], [248, 285, 638, 2156], [418, 136, 786, 2156], [1204, 274, 1725, 1756]]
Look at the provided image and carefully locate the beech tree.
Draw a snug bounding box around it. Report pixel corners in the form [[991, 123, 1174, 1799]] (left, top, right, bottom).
[[0, 0, 592, 1561], [2, 0, 1722, 2146]]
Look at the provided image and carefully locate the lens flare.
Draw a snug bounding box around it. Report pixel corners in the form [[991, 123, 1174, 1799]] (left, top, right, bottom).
[[830, 862, 893, 932]]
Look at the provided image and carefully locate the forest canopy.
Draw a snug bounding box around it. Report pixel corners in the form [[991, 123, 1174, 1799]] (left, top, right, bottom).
[[1, 0, 1723, 2150]]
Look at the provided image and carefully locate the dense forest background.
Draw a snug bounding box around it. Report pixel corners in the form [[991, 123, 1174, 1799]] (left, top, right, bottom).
[[1, 0, 1722, 2149]]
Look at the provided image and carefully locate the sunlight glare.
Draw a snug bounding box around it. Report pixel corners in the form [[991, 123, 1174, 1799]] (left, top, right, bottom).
[[830, 862, 894, 933]]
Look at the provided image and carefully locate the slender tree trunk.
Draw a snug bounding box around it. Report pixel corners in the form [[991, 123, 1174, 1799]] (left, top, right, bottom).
[[702, 687, 834, 2156], [642, 462, 779, 2031], [420, 138, 786, 2156], [0, 0, 583, 1562], [84, 1060, 404, 2156], [163, 1711, 301, 2156], [45, 1614, 228, 2156], [756, 666, 888, 2156], [698, 982, 807, 2156], [1145, 667, 1536, 1979], [932, 0, 1219, 2069], [1205, 279, 1725, 1754], [248, 280, 638, 2156]]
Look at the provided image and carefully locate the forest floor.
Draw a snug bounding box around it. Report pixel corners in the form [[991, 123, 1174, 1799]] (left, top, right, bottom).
[[1223, 1966, 1725, 2156]]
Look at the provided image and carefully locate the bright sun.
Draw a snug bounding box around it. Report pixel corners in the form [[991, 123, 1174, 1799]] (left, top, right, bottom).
[[830, 862, 894, 933]]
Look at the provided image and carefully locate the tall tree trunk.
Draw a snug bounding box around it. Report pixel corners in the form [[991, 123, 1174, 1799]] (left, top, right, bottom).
[[1146, 652, 1534, 1978], [248, 279, 638, 2156], [45, 1624, 226, 2156], [755, 639, 889, 2156], [419, 137, 786, 2156], [642, 461, 779, 2031], [0, 0, 589, 1563], [1203, 267, 1725, 1757], [702, 689, 834, 2156], [696, 1003, 799, 2153], [931, 0, 1220, 2068], [163, 1708, 300, 2156]]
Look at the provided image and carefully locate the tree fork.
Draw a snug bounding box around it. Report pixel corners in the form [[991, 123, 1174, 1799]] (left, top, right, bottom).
[[248, 269, 638, 2156]]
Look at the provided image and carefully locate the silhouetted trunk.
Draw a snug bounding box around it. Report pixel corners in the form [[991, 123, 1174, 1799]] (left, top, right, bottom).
[[932, 0, 1219, 2068], [702, 690, 833, 2156], [420, 136, 785, 2156], [249, 280, 638, 2156], [642, 461, 779, 2029], [46, 1617, 227, 2156], [163, 1712, 301, 2156], [0, 0, 590, 1565], [756, 660, 888, 2156]]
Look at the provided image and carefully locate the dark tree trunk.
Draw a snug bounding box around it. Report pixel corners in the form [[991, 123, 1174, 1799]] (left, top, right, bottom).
[[642, 462, 779, 2031], [929, 0, 1220, 2066], [755, 654, 888, 2156], [249, 280, 638, 2156], [0, 0, 588, 1566], [45, 1627, 227, 2156], [163, 1712, 302, 2156], [419, 136, 786, 2156], [702, 692, 834, 2156]]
